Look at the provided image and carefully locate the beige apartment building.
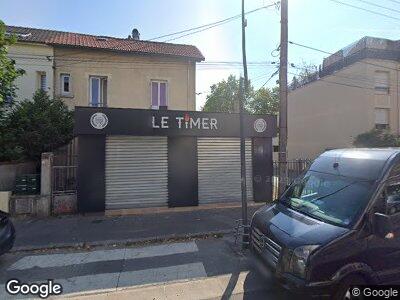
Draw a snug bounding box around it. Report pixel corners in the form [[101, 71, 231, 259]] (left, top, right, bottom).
[[53, 48, 197, 110], [6, 26, 204, 110], [7, 41, 54, 102], [288, 37, 400, 160]]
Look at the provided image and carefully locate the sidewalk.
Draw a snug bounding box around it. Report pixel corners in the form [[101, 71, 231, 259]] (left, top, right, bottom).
[[11, 204, 263, 251], [63, 271, 288, 300]]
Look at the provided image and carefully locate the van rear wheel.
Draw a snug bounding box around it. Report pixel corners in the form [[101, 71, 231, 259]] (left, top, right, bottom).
[[334, 274, 366, 300]]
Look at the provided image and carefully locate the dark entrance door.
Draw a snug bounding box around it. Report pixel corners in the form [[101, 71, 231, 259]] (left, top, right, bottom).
[[252, 137, 273, 202], [168, 137, 198, 207], [77, 135, 105, 212]]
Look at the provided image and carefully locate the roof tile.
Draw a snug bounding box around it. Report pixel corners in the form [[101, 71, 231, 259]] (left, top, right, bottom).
[[6, 25, 205, 61]]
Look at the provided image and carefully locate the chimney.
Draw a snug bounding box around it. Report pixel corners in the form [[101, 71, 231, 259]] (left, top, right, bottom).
[[131, 28, 140, 40]]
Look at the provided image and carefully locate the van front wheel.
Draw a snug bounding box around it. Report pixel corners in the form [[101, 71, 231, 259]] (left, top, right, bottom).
[[334, 274, 366, 300]]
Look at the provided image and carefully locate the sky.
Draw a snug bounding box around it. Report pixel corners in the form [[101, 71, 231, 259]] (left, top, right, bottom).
[[1, 0, 400, 110]]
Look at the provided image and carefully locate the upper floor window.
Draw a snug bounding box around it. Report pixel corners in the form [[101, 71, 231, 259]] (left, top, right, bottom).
[[374, 71, 389, 94], [375, 108, 389, 130], [89, 76, 107, 107], [151, 80, 168, 109], [61, 74, 71, 96], [38, 72, 47, 91]]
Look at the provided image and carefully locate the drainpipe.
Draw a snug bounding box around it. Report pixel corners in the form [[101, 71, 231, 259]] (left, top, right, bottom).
[[52, 47, 56, 99], [187, 61, 190, 110], [397, 66, 399, 135]]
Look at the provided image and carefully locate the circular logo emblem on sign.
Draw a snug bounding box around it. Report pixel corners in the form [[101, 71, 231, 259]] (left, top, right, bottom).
[[90, 112, 108, 130], [254, 118, 267, 133]]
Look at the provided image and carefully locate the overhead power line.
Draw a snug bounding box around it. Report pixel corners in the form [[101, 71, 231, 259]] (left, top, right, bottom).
[[198, 65, 278, 70], [250, 73, 271, 83], [327, 0, 400, 21], [58, 57, 278, 69], [164, 5, 279, 42], [11, 54, 277, 70], [289, 64, 396, 89], [350, 0, 400, 14], [198, 61, 277, 66], [10, 54, 279, 71], [288, 71, 375, 90], [288, 42, 400, 90], [9, 53, 276, 66], [260, 68, 279, 87], [288, 40, 398, 71], [289, 41, 331, 55], [149, 3, 279, 41], [56, 3, 279, 64]]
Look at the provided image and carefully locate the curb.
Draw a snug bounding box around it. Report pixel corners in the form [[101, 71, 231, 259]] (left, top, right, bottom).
[[10, 229, 233, 253]]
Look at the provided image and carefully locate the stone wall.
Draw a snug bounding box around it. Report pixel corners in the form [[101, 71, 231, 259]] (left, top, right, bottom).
[[10, 195, 49, 217]]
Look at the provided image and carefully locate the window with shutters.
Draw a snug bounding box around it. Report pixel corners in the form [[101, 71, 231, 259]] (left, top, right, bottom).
[[374, 71, 389, 94], [38, 72, 47, 91], [89, 76, 107, 107], [375, 108, 390, 130], [151, 80, 168, 109]]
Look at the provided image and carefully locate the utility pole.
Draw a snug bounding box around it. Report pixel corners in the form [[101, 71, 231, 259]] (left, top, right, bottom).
[[240, 0, 249, 249], [241, 0, 249, 90], [278, 0, 288, 195]]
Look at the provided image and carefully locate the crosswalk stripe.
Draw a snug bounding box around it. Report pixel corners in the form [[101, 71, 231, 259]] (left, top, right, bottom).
[[0, 263, 207, 299], [59, 262, 207, 295], [8, 242, 198, 270], [65, 263, 207, 297]]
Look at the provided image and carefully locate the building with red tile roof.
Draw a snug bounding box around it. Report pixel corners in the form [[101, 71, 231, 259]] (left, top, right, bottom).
[[6, 25, 204, 61], [6, 25, 204, 110]]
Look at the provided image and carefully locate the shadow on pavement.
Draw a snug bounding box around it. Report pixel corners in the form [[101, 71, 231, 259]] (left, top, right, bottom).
[[219, 267, 291, 300], [221, 270, 240, 299], [242, 270, 291, 300]]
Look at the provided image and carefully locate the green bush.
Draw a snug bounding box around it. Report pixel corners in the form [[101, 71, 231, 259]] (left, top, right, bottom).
[[353, 129, 400, 148], [0, 90, 73, 162]]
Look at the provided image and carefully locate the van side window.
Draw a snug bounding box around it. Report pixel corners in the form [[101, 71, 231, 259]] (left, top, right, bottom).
[[390, 164, 400, 177], [386, 181, 400, 215], [385, 163, 400, 215]]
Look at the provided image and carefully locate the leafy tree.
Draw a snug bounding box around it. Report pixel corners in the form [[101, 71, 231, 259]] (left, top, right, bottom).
[[202, 75, 279, 115], [0, 20, 25, 106], [247, 86, 279, 115], [0, 90, 73, 161], [289, 62, 318, 90], [0, 20, 26, 161], [353, 129, 400, 148], [202, 75, 248, 113]]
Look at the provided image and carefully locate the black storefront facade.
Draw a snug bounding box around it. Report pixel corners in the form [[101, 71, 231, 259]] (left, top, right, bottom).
[[74, 107, 277, 213]]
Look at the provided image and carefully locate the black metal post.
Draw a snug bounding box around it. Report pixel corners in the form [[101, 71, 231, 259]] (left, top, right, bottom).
[[239, 77, 248, 249]]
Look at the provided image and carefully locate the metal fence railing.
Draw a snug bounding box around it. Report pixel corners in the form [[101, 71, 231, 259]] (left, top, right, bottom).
[[52, 138, 77, 195], [52, 166, 77, 194], [272, 159, 313, 200]]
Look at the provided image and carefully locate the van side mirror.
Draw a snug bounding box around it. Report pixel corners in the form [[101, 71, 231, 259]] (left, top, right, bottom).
[[373, 212, 393, 238]]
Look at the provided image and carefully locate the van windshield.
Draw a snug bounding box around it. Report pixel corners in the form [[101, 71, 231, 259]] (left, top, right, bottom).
[[280, 171, 374, 228]]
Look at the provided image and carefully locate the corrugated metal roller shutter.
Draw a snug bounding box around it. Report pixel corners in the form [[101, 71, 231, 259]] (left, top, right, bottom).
[[198, 138, 253, 204], [105, 136, 168, 209]]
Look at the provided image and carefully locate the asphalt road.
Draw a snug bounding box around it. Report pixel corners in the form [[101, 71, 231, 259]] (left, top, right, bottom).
[[0, 236, 293, 299], [12, 206, 262, 251]]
